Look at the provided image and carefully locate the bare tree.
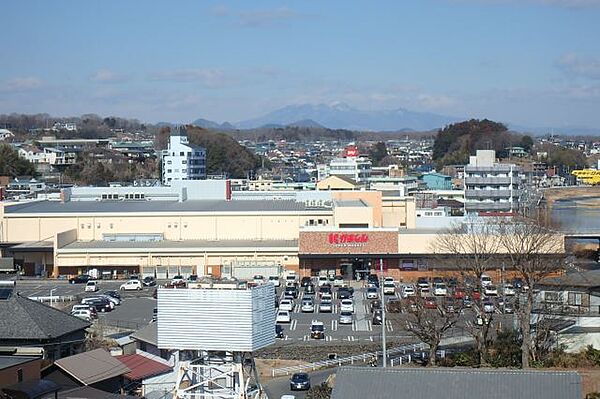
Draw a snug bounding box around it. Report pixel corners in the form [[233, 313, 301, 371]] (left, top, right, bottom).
[[432, 218, 501, 365], [398, 296, 462, 366], [497, 214, 565, 368]]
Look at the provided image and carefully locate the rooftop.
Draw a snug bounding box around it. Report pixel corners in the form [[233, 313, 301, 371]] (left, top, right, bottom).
[[4, 199, 329, 215], [539, 270, 600, 290], [334, 199, 367, 208], [54, 349, 130, 385], [59, 239, 299, 252], [130, 323, 157, 346], [116, 353, 172, 380], [332, 367, 581, 399], [0, 355, 40, 371]]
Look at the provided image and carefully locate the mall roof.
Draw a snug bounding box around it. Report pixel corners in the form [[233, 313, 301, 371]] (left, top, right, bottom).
[[332, 367, 582, 399], [4, 199, 329, 214], [59, 239, 299, 252]]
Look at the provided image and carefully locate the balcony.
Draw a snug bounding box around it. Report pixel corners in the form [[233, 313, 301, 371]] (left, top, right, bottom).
[[465, 189, 520, 198], [464, 202, 514, 211], [465, 177, 518, 185]]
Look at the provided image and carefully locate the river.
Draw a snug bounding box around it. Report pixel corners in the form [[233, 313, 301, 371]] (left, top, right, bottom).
[[551, 196, 600, 233]]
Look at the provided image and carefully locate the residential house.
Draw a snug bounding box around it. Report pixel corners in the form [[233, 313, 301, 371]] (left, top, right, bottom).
[[42, 349, 130, 394], [0, 356, 42, 389], [0, 287, 89, 361], [534, 270, 600, 352], [116, 352, 173, 398], [331, 367, 582, 399]]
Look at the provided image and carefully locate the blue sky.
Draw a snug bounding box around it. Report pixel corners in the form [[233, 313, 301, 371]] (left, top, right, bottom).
[[2, 0, 600, 128]]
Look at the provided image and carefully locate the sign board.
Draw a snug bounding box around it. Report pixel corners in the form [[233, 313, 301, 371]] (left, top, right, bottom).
[[299, 230, 398, 255]]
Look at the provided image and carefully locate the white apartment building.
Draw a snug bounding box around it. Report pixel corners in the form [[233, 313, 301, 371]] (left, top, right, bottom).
[[18, 146, 76, 166], [317, 156, 372, 183], [161, 128, 206, 185], [464, 150, 521, 215]]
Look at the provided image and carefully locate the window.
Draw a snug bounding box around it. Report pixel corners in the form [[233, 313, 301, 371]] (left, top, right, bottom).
[[167, 160, 172, 164], [180, 151, 184, 156], [568, 292, 583, 306], [182, 160, 187, 164], [544, 291, 562, 303]]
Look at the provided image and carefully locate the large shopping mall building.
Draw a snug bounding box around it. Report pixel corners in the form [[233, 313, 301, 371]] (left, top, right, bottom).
[[0, 179, 561, 281]]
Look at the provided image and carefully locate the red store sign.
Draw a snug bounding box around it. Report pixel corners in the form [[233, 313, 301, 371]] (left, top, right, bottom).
[[328, 233, 369, 245]]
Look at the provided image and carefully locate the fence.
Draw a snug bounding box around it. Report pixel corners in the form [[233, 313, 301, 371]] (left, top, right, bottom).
[[270, 342, 428, 377]]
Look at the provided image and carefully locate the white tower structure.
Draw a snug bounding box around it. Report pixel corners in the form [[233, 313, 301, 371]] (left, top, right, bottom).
[[157, 284, 276, 399], [162, 126, 206, 185]]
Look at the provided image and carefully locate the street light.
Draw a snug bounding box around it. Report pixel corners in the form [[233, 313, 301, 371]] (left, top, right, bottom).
[[380, 258, 387, 368]]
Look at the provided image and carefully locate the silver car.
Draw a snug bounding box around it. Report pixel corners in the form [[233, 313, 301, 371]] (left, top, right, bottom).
[[339, 311, 353, 324]]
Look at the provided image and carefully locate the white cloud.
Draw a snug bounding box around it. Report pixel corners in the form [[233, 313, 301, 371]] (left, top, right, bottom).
[[90, 69, 129, 84], [210, 5, 306, 27], [556, 53, 600, 80], [148, 68, 232, 87], [1, 77, 42, 92]]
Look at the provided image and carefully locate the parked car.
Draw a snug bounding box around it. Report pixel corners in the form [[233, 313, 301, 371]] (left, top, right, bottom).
[[333, 276, 345, 287], [280, 299, 294, 312], [338, 287, 353, 300], [503, 284, 516, 296], [304, 284, 315, 295], [82, 297, 112, 313], [484, 285, 498, 296], [69, 274, 91, 284], [424, 297, 437, 309], [171, 275, 185, 285], [142, 276, 156, 287], [285, 274, 298, 286], [417, 277, 429, 289], [290, 373, 310, 391], [268, 276, 281, 287], [253, 275, 265, 285], [301, 298, 314, 313], [285, 286, 298, 299], [276, 310, 291, 323], [383, 282, 396, 295], [433, 283, 448, 296], [372, 309, 383, 325], [366, 287, 379, 300], [103, 290, 121, 300], [120, 279, 143, 291], [85, 281, 99, 292], [310, 321, 324, 340], [339, 311, 353, 324], [275, 324, 284, 339], [503, 302, 514, 314], [99, 294, 120, 306], [367, 274, 379, 288], [300, 276, 312, 287], [481, 275, 493, 287], [71, 304, 98, 319], [453, 288, 466, 300], [71, 310, 92, 322], [340, 299, 354, 313], [319, 300, 333, 313], [318, 285, 332, 298], [432, 276, 444, 284], [401, 284, 416, 298], [317, 276, 329, 287], [483, 300, 495, 313], [370, 300, 382, 313]]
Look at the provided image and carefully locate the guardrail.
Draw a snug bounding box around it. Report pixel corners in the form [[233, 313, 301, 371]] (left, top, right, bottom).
[[28, 295, 76, 303], [270, 342, 428, 377]]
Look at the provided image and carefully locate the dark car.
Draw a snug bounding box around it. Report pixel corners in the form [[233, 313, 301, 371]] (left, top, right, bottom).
[[86, 298, 112, 313], [143, 276, 157, 287], [318, 285, 332, 297], [370, 300, 382, 313], [512, 278, 524, 290], [338, 287, 352, 300], [367, 274, 379, 287], [284, 286, 298, 299], [103, 290, 121, 300], [300, 277, 312, 287], [290, 373, 310, 391], [372, 309, 383, 325], [275, 324, 284, 339], [69, 274, 91, 284], [304, 283, 315, 295]]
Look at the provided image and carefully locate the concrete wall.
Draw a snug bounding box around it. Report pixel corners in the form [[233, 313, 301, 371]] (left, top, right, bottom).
[[332, 191, 382, 227]]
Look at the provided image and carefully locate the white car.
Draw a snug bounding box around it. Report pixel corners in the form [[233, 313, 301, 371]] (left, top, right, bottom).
[[333, 276, 345, 287], [319, 300, 333, 313], [503, 284, 516, 296], [384, 277, 395, 284], [285, 274, 298, 286], [171, 275, 185, 285], [120, 279, 142, 291], [366, 287, 379, 300], [85, 281, 98, 292], [280, 299, 294, 312], [433, 283, 448, 296], [71, 310, 92, 322], [321, 293, 333, 302], [484, 285, 498, 296], [340, 299, 354, 313], [481, 275, 492, 287], [383, 282, 395, 295], [268, 276, 281, 287], [276, 310, 291, 323], [483, 301, 495, 313], [339, 311, 353, 324], [317, 276, 329, 287], [72, 304, 93, 313], [253, 275, 265, 285], [401, 285, 416, 298], [301, 299, 314, 313]]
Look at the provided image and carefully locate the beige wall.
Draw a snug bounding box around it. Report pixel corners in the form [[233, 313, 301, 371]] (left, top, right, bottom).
[[332, 191, 383, 227], [382, 197, 416, 229], [2, 209, 331, 243], [333, 206, 373, 228], [316, 176, 357, 190]]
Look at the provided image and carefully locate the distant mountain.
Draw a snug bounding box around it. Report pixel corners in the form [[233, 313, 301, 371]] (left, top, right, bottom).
[[191, 118, 235, 130], [287, 119, 325, 128], [236, 102, 460, 131]]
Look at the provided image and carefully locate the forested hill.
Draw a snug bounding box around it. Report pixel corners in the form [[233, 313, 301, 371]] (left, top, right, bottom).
[[432, 119, 533, 168], [155, 126, 264, 179]]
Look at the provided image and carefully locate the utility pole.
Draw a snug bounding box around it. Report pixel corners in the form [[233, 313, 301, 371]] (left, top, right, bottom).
[[380, 258, 387, 367]]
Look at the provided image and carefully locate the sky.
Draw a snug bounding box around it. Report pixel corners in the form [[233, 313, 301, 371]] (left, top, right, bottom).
[[2, 0, 600, 129]]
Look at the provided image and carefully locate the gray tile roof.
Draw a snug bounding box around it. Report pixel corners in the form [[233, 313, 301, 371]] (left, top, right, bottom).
[[4, 199, 325, 215], [130, 323, 157, 346], [54, 349, 130, 385], [0, 294, 89, 340], [539, 270, 600, 289], [0, 355, 40, 370], [332, 367, 582, 399]]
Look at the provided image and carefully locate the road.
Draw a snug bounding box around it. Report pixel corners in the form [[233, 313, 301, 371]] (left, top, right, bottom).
[[263, 367, 337, 399]]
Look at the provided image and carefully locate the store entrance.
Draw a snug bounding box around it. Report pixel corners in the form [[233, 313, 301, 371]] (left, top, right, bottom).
[[340, 258, 373, 281]]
